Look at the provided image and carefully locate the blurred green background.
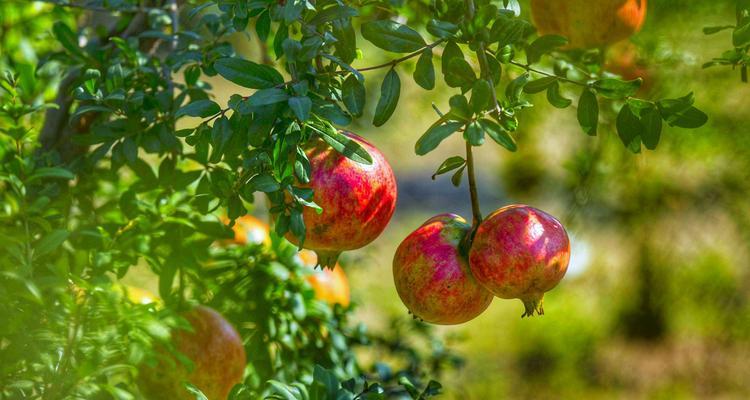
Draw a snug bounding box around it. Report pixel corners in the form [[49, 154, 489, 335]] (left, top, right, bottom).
[[326, 1, 750, 398]]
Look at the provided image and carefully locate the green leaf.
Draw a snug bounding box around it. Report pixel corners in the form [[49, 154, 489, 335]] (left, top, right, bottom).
[[593, 78, 642, 99], [445, 58, 476, 88], [320, 53, 363, 82], [479, 118, 517, 151], [248, 88, 290, 107], [526, 35, 568, 64], [309, 123, 373, 165], [441, 41, 463, 74], [415, 121, 463, 155], [373, 69, 401, 127], [361, 20, 426, 53], [668, 107, 708, 129], [52, 21, 84, 58], [546, 81, 572, 108], [577, 87, 599, 136], [414, 48, 436, 90], [35, 229, 69, 257], [733, 20, 750, 47], [490, 15, 529, 47], [342, 75, 365, 117], [249, 174, 280, 192], [523, 76, 557, 94], [505, 73, 530, 102], [176, 100, 220, 118], [703, 25, 734, 35], [616, 104, 642, 153], [470, 79, 492, 113], [427, 19, 459, 38], [308, 5, 358, 26], [464, 121, 484, 146], [27, 167, 75, 183], [640, 106, 663, 150], [288, 96, 312, 121], [214, 57, 284, 89], [432, 156, 465, 179], [451, 165, 466, 187]]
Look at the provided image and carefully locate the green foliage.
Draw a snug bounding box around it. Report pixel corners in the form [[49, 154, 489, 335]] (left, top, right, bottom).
[[703, 0, 750, 82]]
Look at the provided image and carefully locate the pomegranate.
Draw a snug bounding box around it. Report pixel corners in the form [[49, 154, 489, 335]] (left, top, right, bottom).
[[530, 0, 647, 49], [138, 306, 246, 400], [605, 41, 653, 93], [224, 215, 271, 246], [468, 205, 570, 317], [393, 214, 493, 325], [298, 249, 351, 307], [288, 131, 397, 268]]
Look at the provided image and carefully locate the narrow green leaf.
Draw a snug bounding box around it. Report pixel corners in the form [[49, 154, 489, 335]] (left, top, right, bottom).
[[577, 87, 599, 136], [616, 104, 642, 153], [214, 57, 284, 89], [361, 20, 426, 53], [546, 81, 572, 108], [342, 75, 365, 117], [288, 96, 312, 121], [427, 19, 459, 38], [414, 48, 436, 90], [464, 121, 485, 146], [308, 5, 358, 26], [415, 121, 463, 155], [35, 229, 69, 257], [248, 88, 290, 107], [523, 76, 557, 94], [309, 123, 373, 165], [27, 167, 75, 183], [593, 78, 642, 99], [445, 58, 476, 88], [479, 118, 517, 151], [175, 100, 220, 118], [432, 156, 465, 179], [373, 69, 401, 127], [526, 35, 568, 64]]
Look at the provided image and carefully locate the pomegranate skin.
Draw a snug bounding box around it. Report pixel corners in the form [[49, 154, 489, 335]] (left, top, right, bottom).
[[288, 131, 397, 268], [393, 214, 493, 325], [138, 306, 246, 400], [468, 205, 570, 317], [531, 0, 647, 49]]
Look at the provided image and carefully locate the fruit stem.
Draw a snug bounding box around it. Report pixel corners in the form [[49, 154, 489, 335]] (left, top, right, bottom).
[[465, 141, 482, 230], [521, 296, 545, 318]]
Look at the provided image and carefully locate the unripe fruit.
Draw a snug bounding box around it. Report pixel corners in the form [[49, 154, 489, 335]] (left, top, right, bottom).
[[530, 0, 647, 49], [225, 215, 271, 246], [298, 249, 351, 307], [288, 131, 397, 268], [138, 306, 246, 400], [468, 205, 570, 317], [393, 214, 493, 325]]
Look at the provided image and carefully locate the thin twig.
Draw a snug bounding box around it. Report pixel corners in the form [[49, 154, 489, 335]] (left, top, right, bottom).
[[509, 60, 589, 87]]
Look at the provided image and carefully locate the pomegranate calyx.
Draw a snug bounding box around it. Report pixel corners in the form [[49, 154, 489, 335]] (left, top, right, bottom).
[[521, 296, 545, 318], [314, 249, 342, 270]]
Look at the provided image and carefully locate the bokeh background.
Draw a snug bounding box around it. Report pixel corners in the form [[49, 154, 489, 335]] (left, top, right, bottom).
[[123, 0, 749, 398]]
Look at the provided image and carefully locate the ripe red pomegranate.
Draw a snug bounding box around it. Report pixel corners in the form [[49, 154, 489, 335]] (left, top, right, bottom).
[[393, 214, 493, 325], [531, 0, 647, 49], [468, 205, 570, 317], [288, 131, 397, 268], [138, 306, 246, 399]]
